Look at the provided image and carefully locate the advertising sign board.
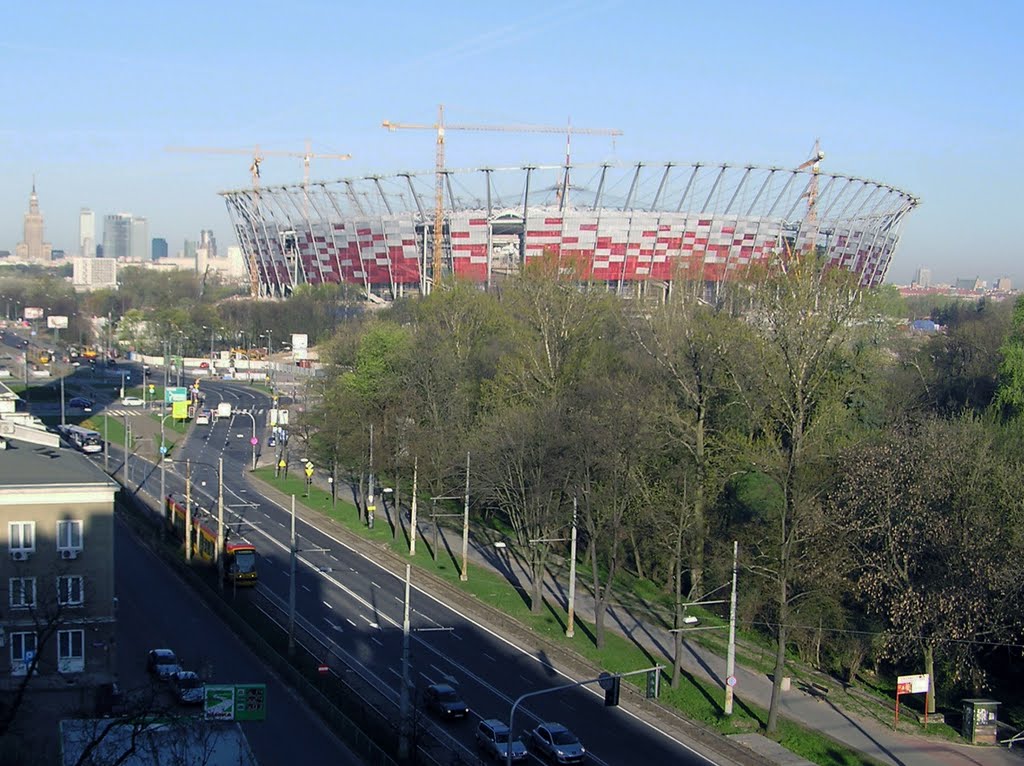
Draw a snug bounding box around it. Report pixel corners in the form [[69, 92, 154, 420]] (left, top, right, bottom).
[[46, 315, 69, 329], [291, 333, 308, 360], [23, 307, 43, 320]]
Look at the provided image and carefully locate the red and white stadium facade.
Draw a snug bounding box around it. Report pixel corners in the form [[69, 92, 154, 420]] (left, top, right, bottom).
[[221, 162, 919, 298]]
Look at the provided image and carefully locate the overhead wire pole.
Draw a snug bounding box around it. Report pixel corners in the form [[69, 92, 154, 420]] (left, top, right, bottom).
[[382, 106, 622, 291]]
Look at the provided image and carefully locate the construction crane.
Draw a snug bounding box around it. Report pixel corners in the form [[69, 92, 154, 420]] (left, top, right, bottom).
[[382, 105, 622, 289], [796, 139, 825, 229], [166, 141, 352, 297]]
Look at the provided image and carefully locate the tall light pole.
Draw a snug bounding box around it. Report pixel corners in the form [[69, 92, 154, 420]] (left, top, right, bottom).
[[398, 563, 413, 760], [408, 457, 418, 556], [724, 540, 739, 715], [185, 459, 192, 563], [235, 409, 259, 471], [367, 424, 375, 529], [217, 458, 225, 591], [460, 451, 470, 582], [566, 497, 578, 638], [288, 494, 297, 656]]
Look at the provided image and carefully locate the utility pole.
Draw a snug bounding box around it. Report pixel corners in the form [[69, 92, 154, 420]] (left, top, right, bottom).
[[409, 457, 418, 556], [288, 494, 297, 656], [725, 540, 739, 715], [460, 451, 470, 582], [398, 564, 413, 760], [185, 459, 192, 563], [566, 497, 579, 638], [367, 424, 375, 529], [103, 415, 108, 473], [60, 373, 66, 427], [217, 458, 225, 591]]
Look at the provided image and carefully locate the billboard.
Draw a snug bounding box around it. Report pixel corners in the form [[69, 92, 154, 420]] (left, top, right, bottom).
[[291, 333, 308, 360], [204, 684, 266, 722], [46, 315, 69, 329], [23, 307, 43, 320]]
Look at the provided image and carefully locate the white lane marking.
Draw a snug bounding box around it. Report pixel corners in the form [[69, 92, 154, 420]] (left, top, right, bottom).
[[322, 601, 333, 609], [483, 653, 496, 662], [301, 584, 311, 592], [371, 637, 384, 647], [346, 619, 357, 627], [371, 581, 381, 589]]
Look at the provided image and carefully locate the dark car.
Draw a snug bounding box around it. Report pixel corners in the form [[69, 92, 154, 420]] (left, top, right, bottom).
[[423, 683, 469, 720], [146, 648, 180, 681], [529, 723, 585, 764], [68, 397, 93, 410], [476, 718, 528, 762]]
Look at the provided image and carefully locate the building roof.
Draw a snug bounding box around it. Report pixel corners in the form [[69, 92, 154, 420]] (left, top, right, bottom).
[[0, 438, 118, 491]]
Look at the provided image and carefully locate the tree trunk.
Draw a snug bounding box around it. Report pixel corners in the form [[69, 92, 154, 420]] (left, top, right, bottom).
[[923, 644, 936, 715], [672, 502, 686, 689], [767, 578, 788, 734], [530, 551, 545, 614], [590, 531, 606, 649], [689, 409, 706, 598], [629, 529, 646, 580]]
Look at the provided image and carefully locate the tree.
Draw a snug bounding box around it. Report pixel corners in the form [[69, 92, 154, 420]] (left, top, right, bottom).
[[473, 398, 574, 614], [995, 296, 1024, 419], [826, 415, 1024, 709], [729, 256, 869, 733]]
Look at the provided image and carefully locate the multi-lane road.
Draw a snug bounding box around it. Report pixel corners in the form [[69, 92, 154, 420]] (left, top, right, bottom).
[[20, 345, 746, 766]]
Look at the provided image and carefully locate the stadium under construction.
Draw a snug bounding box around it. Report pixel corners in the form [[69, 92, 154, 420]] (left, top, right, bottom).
[[220, 160, 919, 300]]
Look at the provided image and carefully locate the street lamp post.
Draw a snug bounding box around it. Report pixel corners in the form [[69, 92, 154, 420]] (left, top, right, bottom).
[[235, 409, 259, 471]]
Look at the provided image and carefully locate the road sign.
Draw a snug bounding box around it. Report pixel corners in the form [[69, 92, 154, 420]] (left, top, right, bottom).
[[234, 684, 266, 721], [148, 384, 155, 393], [159, 445, 168, 455], [250, 437, 259, 446], [597, 671, 614, 691], [278, 458, 287, 468], [727, 675, 737, 688], [204, 685, 235, 721], [318, 664, 329, 674], [304, 464, 314, 478]]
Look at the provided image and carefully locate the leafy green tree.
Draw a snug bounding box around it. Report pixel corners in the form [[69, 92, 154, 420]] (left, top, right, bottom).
[[994, 296, 1024, 418], [729, 257, 869, 733]]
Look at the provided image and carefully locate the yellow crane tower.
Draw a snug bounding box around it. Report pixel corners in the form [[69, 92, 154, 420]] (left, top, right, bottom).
[[165, 141, 352, 297], [382, 105, 622, 289], [797, 139, 825, 230]]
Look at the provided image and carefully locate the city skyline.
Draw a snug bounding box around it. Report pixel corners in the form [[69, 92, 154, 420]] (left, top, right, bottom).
[[1, 1, 1021, 286]]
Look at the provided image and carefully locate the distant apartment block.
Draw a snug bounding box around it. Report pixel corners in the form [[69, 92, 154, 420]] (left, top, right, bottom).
[[913, 266, 932, 288], [71, 257, 118, 292], [995, 277, 1013, 291], [151, 237, 168, 260]]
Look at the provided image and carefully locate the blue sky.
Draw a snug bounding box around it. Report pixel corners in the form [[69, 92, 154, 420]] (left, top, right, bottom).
[[1, 0, 1020, 285]]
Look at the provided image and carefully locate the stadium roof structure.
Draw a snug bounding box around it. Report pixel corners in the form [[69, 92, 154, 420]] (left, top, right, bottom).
[[220, 161, 919, 299]]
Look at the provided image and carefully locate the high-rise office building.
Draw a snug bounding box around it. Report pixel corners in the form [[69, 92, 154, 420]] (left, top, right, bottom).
[[152, 238, 168, 260], [102, 214, 132, 260], [79, 208, 96, 258], [184, 239, 198, 261], [914, 266, 932, 288], [15, 180, 53, 263], [199, 229, 217, 258], [130, 217, 149, 261]]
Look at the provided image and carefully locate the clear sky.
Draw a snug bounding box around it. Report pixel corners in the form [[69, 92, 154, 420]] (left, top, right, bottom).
[[1, 0, 1020, 285]]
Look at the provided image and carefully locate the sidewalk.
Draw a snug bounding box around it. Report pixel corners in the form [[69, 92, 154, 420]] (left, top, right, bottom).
[[306, 473, 1021, 766]]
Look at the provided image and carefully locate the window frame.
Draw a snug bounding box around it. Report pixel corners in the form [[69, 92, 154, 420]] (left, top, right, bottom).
[[9, 631, 38, 676], [57, 574, 85, 607], [9, 576, 37, 610], [57, 629, 85, 673], [8, 521, 35, 553], [56, 519, 84, 552]]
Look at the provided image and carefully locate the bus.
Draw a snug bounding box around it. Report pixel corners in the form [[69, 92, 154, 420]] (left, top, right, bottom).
[[165, 494, 258, 586], [62, 425, 104, 454]]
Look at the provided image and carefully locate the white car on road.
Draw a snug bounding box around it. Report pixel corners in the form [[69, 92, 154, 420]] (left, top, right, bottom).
[[121, 396, 145, 406]]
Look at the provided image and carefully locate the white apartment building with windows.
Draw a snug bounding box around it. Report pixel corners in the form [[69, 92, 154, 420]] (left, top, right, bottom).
[[1, 383, 119, 696]]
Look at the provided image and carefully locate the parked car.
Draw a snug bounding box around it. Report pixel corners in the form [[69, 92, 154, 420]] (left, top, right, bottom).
[[68, 397, 93, 410], [267, 435, 277, 447], [476, 719, 528, 762], [146, 649, 180, 681], [121, 396, 145, 406], [529, 723, 585, 764], [169, 670, 204, 705], [423, 683, 469, 720], [198, 361, 210, 369]]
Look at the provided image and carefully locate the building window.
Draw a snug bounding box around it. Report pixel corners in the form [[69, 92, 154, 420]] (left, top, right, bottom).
[[57, 575, 84, 607], [57, 629, 85, 673], [57, 520, 83, 552], [9, 577, 37, 609], [10, 632, 37, 676], [8, 521, 35, 553]]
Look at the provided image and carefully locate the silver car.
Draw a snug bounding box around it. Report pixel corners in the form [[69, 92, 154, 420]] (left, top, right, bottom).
[[170, 670, 205, 705], [476, 718, 528, 761], [529, 722, 585, 764]]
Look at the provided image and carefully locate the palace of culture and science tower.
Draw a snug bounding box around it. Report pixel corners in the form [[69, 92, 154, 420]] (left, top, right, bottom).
[[15, 180, 53, 263]]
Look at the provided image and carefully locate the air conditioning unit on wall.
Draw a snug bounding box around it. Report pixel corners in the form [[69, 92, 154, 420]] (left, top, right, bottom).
[[60, 549, 79, 560], [10, 550, 28, 561]]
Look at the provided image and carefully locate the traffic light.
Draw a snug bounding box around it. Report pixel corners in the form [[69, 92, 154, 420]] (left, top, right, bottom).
[[604, 676, 621, 708], [645, 669, 660, 700]]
